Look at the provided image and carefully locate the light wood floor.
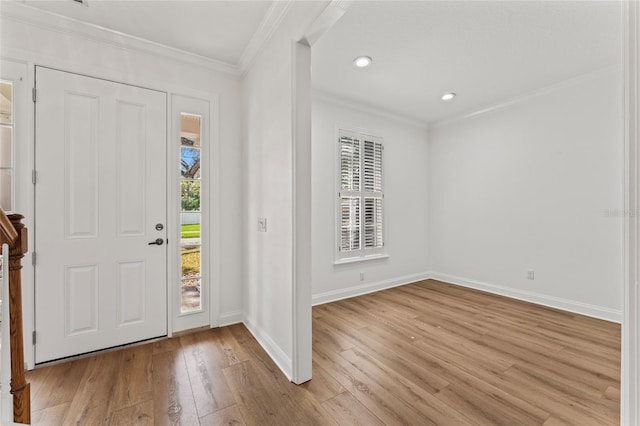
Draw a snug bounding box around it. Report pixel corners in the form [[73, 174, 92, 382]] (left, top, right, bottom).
[[26, 279, 620, 425]]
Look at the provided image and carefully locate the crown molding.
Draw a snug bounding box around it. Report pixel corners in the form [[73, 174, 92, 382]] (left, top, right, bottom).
[[237, 0, 294, 75], [0, 0, 240, 76], [431, 65, 621, 129], [312, 89, 429, 129], [302, 0, 351, 47]]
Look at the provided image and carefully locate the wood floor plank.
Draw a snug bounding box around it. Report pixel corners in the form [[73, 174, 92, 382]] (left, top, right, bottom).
[[502, 364, 618, 425], [603, 385, 620, 402], [199, 404, 246, 426], [180, 331, 237, 418], [31, 402, 69, 426], [29, 357, 90, 412], [152, 337, 182, 355], [108, 400, 154, 426], [110, 345, 154, 412], [23, 280, 619, 425], [298, 361, 346, 404], [434, 382, 549, 425], [217, 327, 250, 366], [152, 349, 200, 426], [312, 327, 354, 355], [24, 363, 52, 402], [478, 332, 613, 395], [313, 342, 438, 425], [227, 337, 336, 426], [321, 392, 384, 426], [63, 351, 123, 424], [339, 348, 475, 425], [222, 360, 288, 425]]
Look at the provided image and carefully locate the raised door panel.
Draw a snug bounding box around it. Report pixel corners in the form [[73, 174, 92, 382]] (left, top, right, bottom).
[[64, 92, 99, 240], [116, 101, 146, 237], [65, 265, 99, 336]]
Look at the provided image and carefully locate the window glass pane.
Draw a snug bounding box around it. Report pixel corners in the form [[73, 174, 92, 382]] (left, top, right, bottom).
[[0, 169, 12, 211], [0, 126, 11, 168], [181, 180, 200, 212], [180, 146, 201, 179], [340, 196, 360, 252], [180, 212, 201, 240], [180, 114, 201, 147], [181, 245, 201, 312], [181, 245, 201, 280], [0, 82, 12, 125], [340, 137, 360, 191]]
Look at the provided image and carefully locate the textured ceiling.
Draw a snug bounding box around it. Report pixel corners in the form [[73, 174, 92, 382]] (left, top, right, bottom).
[[311, 1, 622, 124], [23, 0, 274, 65]]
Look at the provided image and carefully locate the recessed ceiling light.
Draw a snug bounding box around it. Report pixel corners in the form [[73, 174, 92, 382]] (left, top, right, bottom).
[[441, 92, 456, 101], [353, 56, 372, 68]]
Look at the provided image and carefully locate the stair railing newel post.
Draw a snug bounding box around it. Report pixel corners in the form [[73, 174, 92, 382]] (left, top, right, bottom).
[[7, 214, 30, 425]]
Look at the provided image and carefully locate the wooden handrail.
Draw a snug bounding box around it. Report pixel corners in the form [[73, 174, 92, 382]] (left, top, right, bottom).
[[0, 209, 17, 247], [0, 208, 30, 424]]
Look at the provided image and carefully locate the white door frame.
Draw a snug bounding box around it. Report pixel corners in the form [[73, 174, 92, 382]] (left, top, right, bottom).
[[623, 1, 640, 423]]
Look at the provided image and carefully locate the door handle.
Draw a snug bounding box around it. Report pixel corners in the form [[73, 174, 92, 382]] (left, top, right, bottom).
[[148, 238, 165, 246]]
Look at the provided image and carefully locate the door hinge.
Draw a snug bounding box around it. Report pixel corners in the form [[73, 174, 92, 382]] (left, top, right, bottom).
[[32, 170, 37, 184], [32, 252, 36, 266], [32, 87, 37, 103], [32, 331, 36, 345]]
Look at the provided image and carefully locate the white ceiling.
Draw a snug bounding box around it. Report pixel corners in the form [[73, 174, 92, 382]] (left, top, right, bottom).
[[17, 1, 622, 124], [23, 0, 274, 66], [311, 1, 622, 124]]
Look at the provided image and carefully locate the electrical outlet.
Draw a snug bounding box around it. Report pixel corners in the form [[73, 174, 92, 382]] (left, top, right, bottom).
[[360, 272, 364, 281], [527, 270, 535, 280], [257, 217, 267, 232]]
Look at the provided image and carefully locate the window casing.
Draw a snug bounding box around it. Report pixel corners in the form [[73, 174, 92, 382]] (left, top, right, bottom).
[[337, 129, 385, 262]]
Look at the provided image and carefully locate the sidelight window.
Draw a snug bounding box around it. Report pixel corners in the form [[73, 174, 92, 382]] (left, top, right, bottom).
[[180, 113, 202, 313]]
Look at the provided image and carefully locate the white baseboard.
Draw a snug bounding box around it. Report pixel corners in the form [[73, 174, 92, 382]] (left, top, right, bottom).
[[218, 310, 243, 327], [242, 315, 292, 380], [429, 271, 622, 324], [312, 272, 432, 306]]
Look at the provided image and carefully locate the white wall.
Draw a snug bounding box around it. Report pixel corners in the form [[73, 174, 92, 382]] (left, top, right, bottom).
[[241, 1, 326, 381], [311, 96, 430, 304], [1, 5, 244, 365], [428, 67, 623, 321]]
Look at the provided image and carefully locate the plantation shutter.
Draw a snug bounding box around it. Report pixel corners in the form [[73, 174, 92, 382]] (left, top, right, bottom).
[[338, 132, 384, 256], [340, 136, 360, 192], [339, 136, 361, 252], [363, 139, 383, 249]]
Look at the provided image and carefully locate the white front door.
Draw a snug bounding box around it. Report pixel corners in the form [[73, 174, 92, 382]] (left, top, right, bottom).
[[34, 67, 167, 363]]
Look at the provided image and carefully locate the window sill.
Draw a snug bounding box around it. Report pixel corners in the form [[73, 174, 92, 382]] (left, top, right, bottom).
[[334, 254, 389, 265]]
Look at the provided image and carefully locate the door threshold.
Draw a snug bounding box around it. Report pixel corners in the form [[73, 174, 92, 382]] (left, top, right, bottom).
[[34, 334, 167, 368]]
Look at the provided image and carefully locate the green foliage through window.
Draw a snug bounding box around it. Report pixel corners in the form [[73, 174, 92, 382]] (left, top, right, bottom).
[[181, 180, 200, 212]]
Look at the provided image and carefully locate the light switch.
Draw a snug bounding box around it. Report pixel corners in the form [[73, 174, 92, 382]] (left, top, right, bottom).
[[258, 217, 267, 232]]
